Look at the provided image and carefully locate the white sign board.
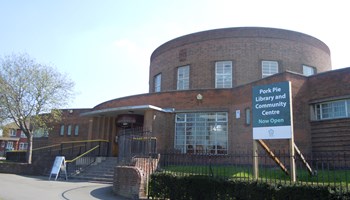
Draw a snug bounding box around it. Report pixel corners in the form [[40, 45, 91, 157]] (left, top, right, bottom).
[[49, 156, 67, 181]]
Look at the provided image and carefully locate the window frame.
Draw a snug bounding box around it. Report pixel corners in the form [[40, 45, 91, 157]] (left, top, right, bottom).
[[20, 131, 26, 138], [6, 141, 13, 150], [67, 125, 72, 136], [74, 125, 79, 136], [154, 73, 162, 92], [10, 129, 16, 137], [177, 65, 190, 90], [60, 125, 65, 136], [303, 65, 316, 76], [245, 108, 251, 126], [174, 112, 228, 155], [19, 142, 28, 150], [312, 99, 350, 120], [262, 60, 279, 78], [215, 61, 233, 88]]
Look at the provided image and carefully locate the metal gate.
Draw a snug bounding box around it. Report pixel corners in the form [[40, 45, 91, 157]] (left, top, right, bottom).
[[118, 128, 157, 164]]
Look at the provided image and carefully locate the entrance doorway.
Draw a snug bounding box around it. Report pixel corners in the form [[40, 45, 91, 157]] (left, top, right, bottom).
[[112, 114, 144, 156]]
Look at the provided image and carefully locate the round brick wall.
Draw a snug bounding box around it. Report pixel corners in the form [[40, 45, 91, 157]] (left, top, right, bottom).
[[149, 27, 331, 92]]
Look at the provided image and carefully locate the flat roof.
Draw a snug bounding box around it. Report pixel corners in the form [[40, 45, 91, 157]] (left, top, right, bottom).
[[80, 105, 174, 117], [0, 137, 20, 141]]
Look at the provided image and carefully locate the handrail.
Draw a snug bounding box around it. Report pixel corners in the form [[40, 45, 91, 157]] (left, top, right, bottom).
[[60, 139, 109, 144], [31, 139, 108, 151], [32, 144, 61, 151], [65, 145, 100, 163]]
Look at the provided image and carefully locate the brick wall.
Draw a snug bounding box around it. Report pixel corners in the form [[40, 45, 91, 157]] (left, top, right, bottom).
[[48, 109, 92, 145], [307, 68, 350, 153], [113, 156, 159, 199], [113, 166, 144, 199], [149, 27, 331, 93], [92, 71, 314, 154]]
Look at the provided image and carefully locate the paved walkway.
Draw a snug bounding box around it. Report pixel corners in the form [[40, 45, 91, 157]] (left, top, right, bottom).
[[0, 174, 129, 200]]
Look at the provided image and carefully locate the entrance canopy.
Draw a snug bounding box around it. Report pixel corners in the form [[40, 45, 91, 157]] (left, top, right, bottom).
[[81, 105, 174, 117]]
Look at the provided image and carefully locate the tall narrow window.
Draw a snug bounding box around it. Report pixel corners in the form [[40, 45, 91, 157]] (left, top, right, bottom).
[[67, 125, 72, 136], [303, 65, 316, 76], [154, 73, 161, 92], [60, 125, 65, 136], [245, 108, 251, 125], [177, 65, 190, 90], [262, 61, 278, 78], [74, 125, 79, 136], [215, 61, 232, 88]]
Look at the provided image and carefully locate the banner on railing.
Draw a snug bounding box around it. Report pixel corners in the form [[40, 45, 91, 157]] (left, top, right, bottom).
[[49, 156, 67, 181]]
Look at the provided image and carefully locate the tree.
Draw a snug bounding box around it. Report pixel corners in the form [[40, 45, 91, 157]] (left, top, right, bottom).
[[0, 53, 74, 163]]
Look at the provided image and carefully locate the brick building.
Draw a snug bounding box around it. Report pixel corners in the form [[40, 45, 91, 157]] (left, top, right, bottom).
[[52, 27, 350, 156], [0, 123, 29, 156]]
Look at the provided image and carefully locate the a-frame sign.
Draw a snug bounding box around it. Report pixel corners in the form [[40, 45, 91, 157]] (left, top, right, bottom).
[[49, 156, 68, 181]]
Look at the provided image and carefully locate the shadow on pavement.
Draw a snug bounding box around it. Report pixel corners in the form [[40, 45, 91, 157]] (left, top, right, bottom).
[[90, 185, 130, 200]]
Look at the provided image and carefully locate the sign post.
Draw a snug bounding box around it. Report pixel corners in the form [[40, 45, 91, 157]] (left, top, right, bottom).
[[49, 156, 68, 181], [252, 81, 295, 182]]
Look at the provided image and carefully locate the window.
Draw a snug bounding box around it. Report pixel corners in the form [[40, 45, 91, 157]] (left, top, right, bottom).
[[175, 112, 228, 154], [34, 128, 49, 137], [60, 125, 65, 136], [303, 65, 316, 76], [262, 61, 278, 78], [245, 108, 251, 125], [6, 141, 13, 150], [19, 142, 28, 150], [67, 125, 72, 136], [20, 131, 26, 138], [215, 61, 232, 88], [154, 73, 161, 92], [177, 65, 190, 90], [313, 99, 350, 120], [74, 125, 79, 136], [10, 129, 16, 137]]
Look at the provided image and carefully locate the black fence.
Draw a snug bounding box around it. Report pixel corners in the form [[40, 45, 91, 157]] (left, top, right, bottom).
[[118, 130, 157, 164], [158, 152, 350, 193]]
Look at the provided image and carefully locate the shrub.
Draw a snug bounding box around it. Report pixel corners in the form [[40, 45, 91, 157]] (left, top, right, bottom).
[[148, 173, 350, 200]]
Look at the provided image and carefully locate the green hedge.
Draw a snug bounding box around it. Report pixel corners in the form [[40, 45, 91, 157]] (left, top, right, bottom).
[[148, 173, 350, 200]]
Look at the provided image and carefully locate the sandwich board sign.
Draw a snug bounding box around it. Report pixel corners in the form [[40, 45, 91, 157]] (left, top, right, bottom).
[[49, 156, 67, 181]]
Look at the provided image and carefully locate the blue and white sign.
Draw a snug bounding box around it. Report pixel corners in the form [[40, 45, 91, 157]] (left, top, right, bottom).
[[252, 81, 293, 139]]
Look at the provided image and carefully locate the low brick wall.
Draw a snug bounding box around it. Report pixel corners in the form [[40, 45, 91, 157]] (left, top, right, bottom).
[[113, 166, 146, 199], [0, 155, 56, 176], [0, 162, 36, 174], [113, 156, 160, 199]]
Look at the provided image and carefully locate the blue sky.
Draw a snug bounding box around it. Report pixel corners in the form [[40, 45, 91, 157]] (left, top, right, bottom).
[[1, 0, 349, 108]]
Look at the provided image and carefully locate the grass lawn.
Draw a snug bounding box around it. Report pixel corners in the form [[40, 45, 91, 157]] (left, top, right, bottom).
[[162, 165, 350, 187]]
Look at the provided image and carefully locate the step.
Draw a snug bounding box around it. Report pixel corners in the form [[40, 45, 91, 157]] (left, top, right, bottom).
[[69, 157, 119, 183]]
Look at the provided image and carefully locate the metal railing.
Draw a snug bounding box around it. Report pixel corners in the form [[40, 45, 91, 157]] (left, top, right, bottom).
[[32, 139, 109, 159], [65, 145, 101, 176], [158, 152, 350, 193]]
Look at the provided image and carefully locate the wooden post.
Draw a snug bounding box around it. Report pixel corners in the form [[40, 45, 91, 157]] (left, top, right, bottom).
[[289, 138, 296, 182], [258, 139, 289, 175], [253, 140, 259, 180]]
